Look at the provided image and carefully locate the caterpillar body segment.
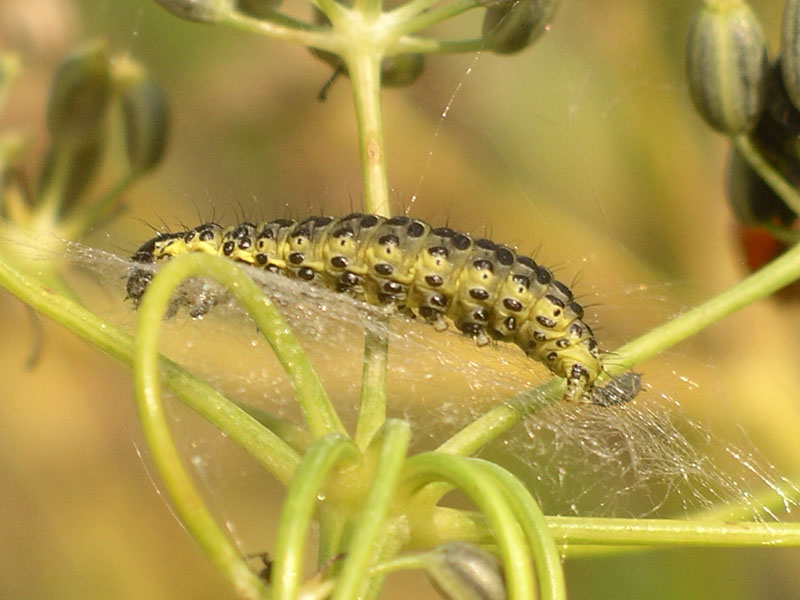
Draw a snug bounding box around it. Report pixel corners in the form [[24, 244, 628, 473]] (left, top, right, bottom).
[[127, 213, 615, 404]]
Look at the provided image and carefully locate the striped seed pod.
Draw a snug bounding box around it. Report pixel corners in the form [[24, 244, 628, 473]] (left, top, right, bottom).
[[685, 0, 768, 135], [425, 543, 506, 600], [482, 0, 559, 55], [782, 0, 800, 112]]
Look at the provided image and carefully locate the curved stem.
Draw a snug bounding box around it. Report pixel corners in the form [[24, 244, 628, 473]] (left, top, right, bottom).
[[139, 253, 346, 438], [271, 435, 356, 600], [473, 461, 566, 600], [134, 265, 267, 600], [332, 420, 411, 600], [403, 453, 536, 600], [355, 325, 389, 450]]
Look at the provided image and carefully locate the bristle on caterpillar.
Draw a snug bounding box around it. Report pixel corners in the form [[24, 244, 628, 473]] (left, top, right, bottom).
[[126, 214, 638, 405]]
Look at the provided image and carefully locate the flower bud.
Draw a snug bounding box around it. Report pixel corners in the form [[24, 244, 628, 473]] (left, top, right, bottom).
[[115, 60, 170, 175], [482, 0, 559, 55], [46, 41, 112, 146], [686, 0, 768, 134], [425, 543, 506, 600], [153, 0, 233, 23]]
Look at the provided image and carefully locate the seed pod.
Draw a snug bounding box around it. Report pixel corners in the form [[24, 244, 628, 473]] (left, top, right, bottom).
[[425, 543, 506, 600], [116, 64, 170, 175], [46, 41, 112, 146], [685, 0, 768, 135], [482, 0, 559, 55], [781, 0, 800, 112], [153, 0, 233, 23]]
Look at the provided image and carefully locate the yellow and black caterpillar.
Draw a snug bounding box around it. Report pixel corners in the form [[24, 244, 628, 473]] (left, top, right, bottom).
[[127, 214, 637, 405]]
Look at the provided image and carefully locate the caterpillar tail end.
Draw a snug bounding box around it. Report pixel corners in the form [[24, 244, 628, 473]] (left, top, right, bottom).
[[589, 372, 643, 407]]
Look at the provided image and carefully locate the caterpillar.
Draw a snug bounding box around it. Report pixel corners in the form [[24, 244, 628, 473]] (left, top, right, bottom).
[[126, 214, 638, 405]]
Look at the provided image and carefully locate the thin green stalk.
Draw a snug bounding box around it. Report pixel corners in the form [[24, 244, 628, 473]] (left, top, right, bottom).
[[359, 518, 409, 600], [403, 453, 536, 600], [318, 505, 348, 568], [354, 326, 389, 450], [386, 0, 484, 37], [392, 36, 487, 55], [332, 420, 411, 600], [548, 515, 800, 548], [439, 239, 800, 458], [220, 10, 342, 53], [0, 250, 300, 483], [386, 0, 452, 25], [138, 253, 346, 438], [345, 50, 390, 217], [134, 264, 267, 600], [610, 240, 800, 370], [271, 435, 356, 600], [368, 552, 429, 577], [421, 506, 800, 550], [733, 135, 800, 217], [474, 461, 566, 600]]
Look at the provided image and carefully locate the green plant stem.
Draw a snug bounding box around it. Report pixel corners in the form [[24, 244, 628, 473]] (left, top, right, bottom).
[[271, 435, 356, 600], [733, 135, 800, 217], [386, 0, 456, 25], [332, 420, 411, 600], [403, 453, 536, 600], [548, 515, 800, 548], [355, 326, 389, 450], [610, 240, 800, 371], [387, 0, 484, 37], [138, 253, 345, 438], [318, 505, 347, 568], [134, 267, 267, 600], [424, 506, 800, 550], [221, 10, 341, 53], [392, 36, 486, 55], [0, 250, 300, 482], [345, 50, 390, 217], [439, 239, 800, 458], [474, 461, 566, 600]]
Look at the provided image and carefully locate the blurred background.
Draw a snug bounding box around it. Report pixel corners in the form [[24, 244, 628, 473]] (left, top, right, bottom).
[[2, 0, 800, 598]]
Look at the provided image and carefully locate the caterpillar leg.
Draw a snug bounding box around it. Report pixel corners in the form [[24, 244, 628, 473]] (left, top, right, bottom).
[[563, 363, 592, 403]]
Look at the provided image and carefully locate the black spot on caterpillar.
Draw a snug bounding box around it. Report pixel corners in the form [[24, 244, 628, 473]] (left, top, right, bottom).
[[126, 214, 639, 405]]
